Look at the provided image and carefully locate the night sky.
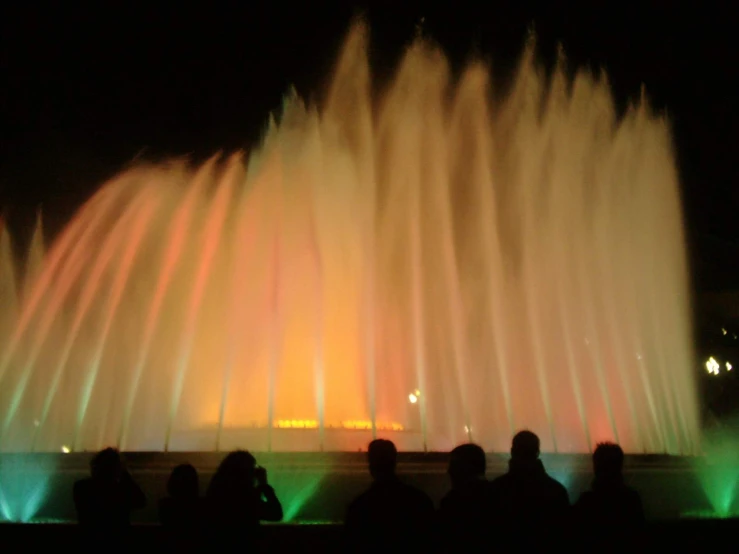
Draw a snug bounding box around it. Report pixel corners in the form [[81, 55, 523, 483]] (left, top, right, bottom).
[[1, 1, 737, 291]]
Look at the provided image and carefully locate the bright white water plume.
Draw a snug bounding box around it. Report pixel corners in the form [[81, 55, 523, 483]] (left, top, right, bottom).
[[0, 23, 699, 454]]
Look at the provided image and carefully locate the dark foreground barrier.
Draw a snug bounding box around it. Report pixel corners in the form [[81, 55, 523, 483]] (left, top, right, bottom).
[[1, 520, 738, 552], [2, 523, 344, 553]]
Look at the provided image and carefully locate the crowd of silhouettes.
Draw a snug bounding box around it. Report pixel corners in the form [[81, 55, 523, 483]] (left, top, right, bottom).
[[73, 448, 282, 552], [345, 432, 644, 553], [72, 431, 644, 552]]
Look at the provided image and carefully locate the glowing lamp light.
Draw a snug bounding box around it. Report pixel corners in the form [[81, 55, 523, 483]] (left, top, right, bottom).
[[408, 393, 418, 404], [722, 328, 728, 336], [706, 357, 720, 375], [727, 362, 733, 371], [60, 446, 70, 454]]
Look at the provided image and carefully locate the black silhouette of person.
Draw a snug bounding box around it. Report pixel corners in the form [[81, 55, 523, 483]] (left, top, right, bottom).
[[204, 450, 283, 550], [159, 463, 203, 550], [438, 443, 497, 552], [344, 439, 434, 553], [573, 442, 645, 551], [488, 430, 570, 551], [73, 447, 146, 549]]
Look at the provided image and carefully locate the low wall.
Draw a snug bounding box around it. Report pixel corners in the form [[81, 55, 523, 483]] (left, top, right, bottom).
[[1, 520, 738, 552]]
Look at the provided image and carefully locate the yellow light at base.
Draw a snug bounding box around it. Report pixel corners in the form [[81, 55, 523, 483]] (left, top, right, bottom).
[[727, 362, 733, 371], [273, 419, 403, 431], [61, 446, 70, 453], [408, 393, 418, 404], [341, 420, 404, 431], [274, 419, 318, 429]]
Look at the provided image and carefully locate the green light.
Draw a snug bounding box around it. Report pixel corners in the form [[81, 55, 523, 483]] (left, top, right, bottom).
[[696, 467, 739, 518], [694, 428, 739, 518], [262, 519, 343, 526], [282, 476, 324, 522], [268, 468, 328, 523], [0, 455, 56, 523], [0, 487, 13, 521], [681, 509, 739, 519], [680, 510, 739, 519]]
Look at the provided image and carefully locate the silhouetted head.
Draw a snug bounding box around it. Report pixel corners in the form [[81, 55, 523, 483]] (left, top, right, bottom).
[[207, 450, 257, 498], [219, 450, 256, 484], [592, 442, 624, 480], [367, 439, 397, 480], [167, 464, 199, 499], [90, 447, 123, 482], [448, 443, 486, 488], [511, 430, 540, 462]]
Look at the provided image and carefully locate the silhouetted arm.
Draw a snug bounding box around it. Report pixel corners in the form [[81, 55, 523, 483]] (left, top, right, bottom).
[[632, 491, 646, 528], [344, 503, 356, 530], [558, 483, 570, 509], [571, 492, 588, 523], [258, 485, 283, 521], [73, 480, 91, 524], [158, 498, 173, 527], [437, 493, 451, 523], [121, 471, 147, 510], [343, 500, 363, 552], [418, 494, 436, 550]]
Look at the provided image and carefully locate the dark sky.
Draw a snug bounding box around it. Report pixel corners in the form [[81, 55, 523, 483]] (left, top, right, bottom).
[[1, 1, 737, 291]]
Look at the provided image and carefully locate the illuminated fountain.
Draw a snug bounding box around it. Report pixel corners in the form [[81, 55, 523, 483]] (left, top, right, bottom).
[[0, 23, 699, 455]]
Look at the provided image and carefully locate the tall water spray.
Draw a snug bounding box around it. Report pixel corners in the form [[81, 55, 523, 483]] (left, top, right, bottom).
[[0, 23, 699, 454]]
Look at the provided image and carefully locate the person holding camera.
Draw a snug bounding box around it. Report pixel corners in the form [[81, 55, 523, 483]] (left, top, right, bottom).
[[205, 450, 283, 549]]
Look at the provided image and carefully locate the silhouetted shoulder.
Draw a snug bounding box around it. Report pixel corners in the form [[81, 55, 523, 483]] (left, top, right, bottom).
[[159, 496, 204, 527], [403, 481, 435, 509], [492, 471, 567, 496], [487, 472, 506, 489], [578, 484, 642, 505], [345, 480, 434, 554], [440, 479, 495, 512], [346, 480, 434, 531], [74, 478, 91, 493], [576, 489, 602, 507], [73, 478, 93, 510], [546, 474, 570, 503], [345, 487, 373, 520], [575, 484, 644, 524], [73, 478, 103, 506]]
